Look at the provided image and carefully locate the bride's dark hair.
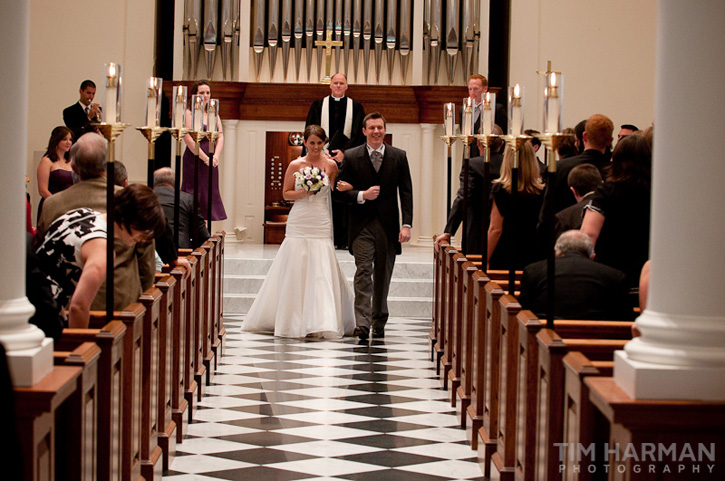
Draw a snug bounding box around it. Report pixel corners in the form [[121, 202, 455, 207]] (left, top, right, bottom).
[[304, 125, 327, 142]]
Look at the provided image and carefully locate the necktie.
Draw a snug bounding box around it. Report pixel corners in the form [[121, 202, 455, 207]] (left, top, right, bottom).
[[371, 150, 383, 172], [85, 105, 90, 116], [474, 104, 481, 124]]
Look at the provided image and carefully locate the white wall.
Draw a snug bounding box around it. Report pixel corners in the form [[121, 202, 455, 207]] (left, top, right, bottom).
[[28, 0, 156, 217], [510, 0, 657, 133]]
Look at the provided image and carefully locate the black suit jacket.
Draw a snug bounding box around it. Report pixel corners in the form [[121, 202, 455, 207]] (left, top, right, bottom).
[[154, 185, 209, 249], [335, 143, 413, 255], [468, 102, 508, 158], [444, 151, 503, 254], [553, 193, 594, 239], [63, 102, 100, 140], [519, 251, 634, 321]]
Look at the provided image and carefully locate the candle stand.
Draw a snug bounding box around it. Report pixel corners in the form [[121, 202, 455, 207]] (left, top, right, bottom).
[[474, 134, 500, 262], [501, 134, 531, 295], [535, 132, 574, 328], [93, 121, 130, 322], [440, 135, 459, 216], [168, 127, 190, 248], [457, 134, 475, 254], [187, 130, 207, 245], [206, 131, 221, 233], [137, 126, 169, 187]]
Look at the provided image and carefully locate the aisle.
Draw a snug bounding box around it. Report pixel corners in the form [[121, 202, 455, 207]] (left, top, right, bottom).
[[164, 317, 486, 480]]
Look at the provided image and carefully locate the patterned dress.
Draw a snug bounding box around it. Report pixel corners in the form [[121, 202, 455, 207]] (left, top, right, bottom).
[[35, 208, 107, 309]]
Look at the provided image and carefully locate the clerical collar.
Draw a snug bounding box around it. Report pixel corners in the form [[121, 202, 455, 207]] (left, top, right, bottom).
[[331, 95, 346, 102]]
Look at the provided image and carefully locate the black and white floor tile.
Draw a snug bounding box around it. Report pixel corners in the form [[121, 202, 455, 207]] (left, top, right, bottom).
[[164, 317, 487, 481]]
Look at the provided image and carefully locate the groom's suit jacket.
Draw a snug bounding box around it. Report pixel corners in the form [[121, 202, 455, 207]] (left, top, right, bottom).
[[335, 143, 413, 255]]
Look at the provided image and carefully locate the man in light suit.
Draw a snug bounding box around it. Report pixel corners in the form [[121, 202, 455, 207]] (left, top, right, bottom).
[[335, 112, 413, 340], [63, 80, 102, 140]]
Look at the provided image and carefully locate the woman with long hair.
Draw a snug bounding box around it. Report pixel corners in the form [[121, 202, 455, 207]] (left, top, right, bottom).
[[242, 125, 356, 338], [181, 80, 227, 221], [36, 126, 74, 219], [581, 133, 652, 287], [487, 141, 545, 270]]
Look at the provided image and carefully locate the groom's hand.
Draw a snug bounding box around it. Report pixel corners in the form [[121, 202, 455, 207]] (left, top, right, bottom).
[[399, 226, 411, 243], [363, 186, 380, 201]]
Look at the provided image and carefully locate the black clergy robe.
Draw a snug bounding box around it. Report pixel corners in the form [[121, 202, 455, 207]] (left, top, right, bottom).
[[305, 95, 366, 153]]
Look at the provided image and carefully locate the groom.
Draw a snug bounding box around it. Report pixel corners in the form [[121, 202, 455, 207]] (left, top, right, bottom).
[[335, 112, 414, 340]]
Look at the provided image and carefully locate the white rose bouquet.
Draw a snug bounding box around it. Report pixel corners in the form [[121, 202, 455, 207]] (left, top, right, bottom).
[[293, 166, 329, 194]]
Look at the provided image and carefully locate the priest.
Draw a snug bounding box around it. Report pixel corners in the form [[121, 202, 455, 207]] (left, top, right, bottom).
[[305, 72, 366, 249], [305, 73, 366, 163]]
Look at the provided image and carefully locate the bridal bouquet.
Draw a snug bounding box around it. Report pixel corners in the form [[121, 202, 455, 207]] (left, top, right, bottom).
[[294, 166, 329, 194]]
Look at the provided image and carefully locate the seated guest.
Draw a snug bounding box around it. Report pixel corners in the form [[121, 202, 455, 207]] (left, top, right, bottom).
[[554, 164, 602, 238], [525, 129, 547, 177], [26, 232, 64, 339], [487, 142, 544, 270], [617, 123, 639, 144], [113, 161, 129, 187], [37, 134, 158, 310], [434, 125, 504, 255], [35, 184, 166, 328], [153, 167, 209, 249], [581, 133, 652, 287], [556, 128, 578, 159], [36, 126, 74, 220], [519, 230, 633, 320]]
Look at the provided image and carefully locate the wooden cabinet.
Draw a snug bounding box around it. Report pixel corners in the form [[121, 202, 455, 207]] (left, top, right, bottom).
[[264, 132, 302, 244]]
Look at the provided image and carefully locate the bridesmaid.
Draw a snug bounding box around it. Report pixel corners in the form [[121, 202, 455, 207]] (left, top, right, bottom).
[[36, 126, 74, 220], [181, 80, 227, 221]]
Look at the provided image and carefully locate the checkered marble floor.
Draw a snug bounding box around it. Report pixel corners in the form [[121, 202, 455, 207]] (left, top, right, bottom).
[[164, 317, 487, 481]]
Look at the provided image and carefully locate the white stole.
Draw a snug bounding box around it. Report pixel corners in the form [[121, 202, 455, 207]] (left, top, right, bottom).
[[320, 96, 353, 144]]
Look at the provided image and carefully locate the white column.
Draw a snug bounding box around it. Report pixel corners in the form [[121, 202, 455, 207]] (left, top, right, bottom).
[[0, 0, 53, 386], [220, 119, 239, 236], [614, 0, 725, 401], [414, 124, 436, 246]]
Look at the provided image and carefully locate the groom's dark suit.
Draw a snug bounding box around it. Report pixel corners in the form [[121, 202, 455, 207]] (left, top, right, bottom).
[[335, 142, 413, 332]]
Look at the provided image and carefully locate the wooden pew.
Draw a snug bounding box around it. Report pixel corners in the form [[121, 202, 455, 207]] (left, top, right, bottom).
[[178, 251, 202, 412], [535, 329, 628, 481], [586, 377, 725, 480], [153, 274, 178, 471], [477, 281, 505, 473], [92, 304, 145, 481], [510, 311, 633, 481], [199, 240, 217, 384], [165, 264, 190, 439], [208, 232, 226, 363], [434, 246, 457, 377], [52, 342, 101, 481], [431, 241, 448, 362], [138, 287, 164, 481], [57, 321, 126, 481], [446, 254, 480, 399], [13, 366, 82, 481], [456, 262, 485, 428], [187, 248, 208, 398], [561, 352, 612, 481], [465, 276, 501, 456]]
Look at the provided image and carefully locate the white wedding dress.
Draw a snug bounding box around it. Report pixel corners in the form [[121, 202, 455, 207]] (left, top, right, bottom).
[[242, 183, 356, 338]]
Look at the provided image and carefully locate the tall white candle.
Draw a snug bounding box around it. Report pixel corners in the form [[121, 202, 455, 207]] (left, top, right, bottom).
[[545, 73, 560, 133], [445, 103, 454, 137], [104, 63, 118, 123], [511, 84, 523, 136], [208, 99, 218, 133], [482, 92, 494, 135], [146, 96, 156, 127], [463, 98, 472, 136], [173, 85, 186, 129], [192, 95, 203, 131]]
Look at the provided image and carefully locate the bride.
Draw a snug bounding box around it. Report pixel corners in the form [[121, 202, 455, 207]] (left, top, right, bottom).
[[242, 125, 356, 338]]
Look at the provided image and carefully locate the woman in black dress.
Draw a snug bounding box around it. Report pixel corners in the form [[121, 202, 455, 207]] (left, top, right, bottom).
[[581, 133, 651, 287], [487, 142, 545, 270]]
